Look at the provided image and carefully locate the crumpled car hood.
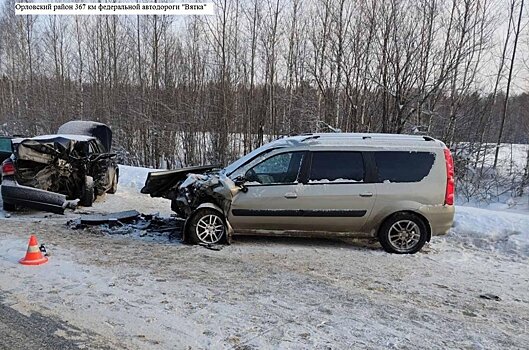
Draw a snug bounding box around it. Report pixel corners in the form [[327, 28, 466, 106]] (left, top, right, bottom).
[[142, 166, 239, 216], [141, 165, 218, 198]]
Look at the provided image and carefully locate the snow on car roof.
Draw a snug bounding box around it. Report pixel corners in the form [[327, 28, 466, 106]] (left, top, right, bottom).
[[12, 134, 95, 144]]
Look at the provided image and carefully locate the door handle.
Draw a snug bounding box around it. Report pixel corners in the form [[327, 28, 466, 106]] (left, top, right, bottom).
[[359, 192, 373, 197], [284, 192, 298, 199]]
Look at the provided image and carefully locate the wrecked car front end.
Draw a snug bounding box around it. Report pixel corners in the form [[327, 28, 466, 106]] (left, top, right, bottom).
[[141, 165, 241, 241], [1, 133, 116, 214], [141, 140, 286, 242], [172, 172, 238, 217], [14, 136, 93, 197]]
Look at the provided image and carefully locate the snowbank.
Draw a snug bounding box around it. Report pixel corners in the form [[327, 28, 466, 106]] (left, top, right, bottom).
[[118, 164, 164, 191], [450, 206, 529, 257]]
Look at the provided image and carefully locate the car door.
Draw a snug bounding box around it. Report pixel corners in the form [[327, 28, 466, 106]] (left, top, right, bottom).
[[228, 150, 310, 231], [291, 150, 377, 233]]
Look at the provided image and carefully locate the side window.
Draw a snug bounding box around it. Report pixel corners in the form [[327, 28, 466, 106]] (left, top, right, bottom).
[[375, 151, 435, 183], [0, 138, 12, 153], [309, 151, 364, 182], [245, 152, 304, 185]]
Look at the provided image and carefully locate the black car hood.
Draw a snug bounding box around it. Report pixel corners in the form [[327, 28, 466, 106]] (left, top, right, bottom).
[[141, 165, 218, 198]]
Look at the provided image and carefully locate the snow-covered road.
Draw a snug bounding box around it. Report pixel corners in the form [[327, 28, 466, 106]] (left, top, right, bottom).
[[0, 165, 528, 349]]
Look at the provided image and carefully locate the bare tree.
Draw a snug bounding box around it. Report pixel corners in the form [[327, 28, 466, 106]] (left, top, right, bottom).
[[493, 0, 525, 168]]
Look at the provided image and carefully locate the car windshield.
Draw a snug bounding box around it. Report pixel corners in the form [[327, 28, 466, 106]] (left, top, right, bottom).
[[222, 143, 277, 177]]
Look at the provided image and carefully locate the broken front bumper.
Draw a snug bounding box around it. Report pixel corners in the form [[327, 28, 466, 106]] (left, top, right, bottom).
[[1, 178, 72, 214]]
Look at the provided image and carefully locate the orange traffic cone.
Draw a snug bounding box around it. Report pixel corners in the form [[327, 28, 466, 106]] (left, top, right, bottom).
[[19, 235, 48, 266]]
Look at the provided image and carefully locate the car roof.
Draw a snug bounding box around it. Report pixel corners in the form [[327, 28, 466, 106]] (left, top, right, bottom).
[[223, 133, 446, 176], [269, 133, 446, 148]]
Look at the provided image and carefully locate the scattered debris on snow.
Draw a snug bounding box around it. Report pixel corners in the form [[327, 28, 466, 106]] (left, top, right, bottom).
[[78, 210, 140, 225], [479, 293, 501, 301], [67, 211, 184, 242]]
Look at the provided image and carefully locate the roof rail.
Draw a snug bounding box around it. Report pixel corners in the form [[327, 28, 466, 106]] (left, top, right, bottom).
[[301, 135, 320, 142]]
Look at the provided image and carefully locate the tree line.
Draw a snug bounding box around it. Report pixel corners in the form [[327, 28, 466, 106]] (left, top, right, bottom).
[[0, 0, 527, 171]]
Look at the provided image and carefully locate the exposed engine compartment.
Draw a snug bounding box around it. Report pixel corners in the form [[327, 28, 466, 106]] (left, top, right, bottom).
[[172, 173, 239, 217], [15, 137, 91, 199], [141, 166, 241, 218]]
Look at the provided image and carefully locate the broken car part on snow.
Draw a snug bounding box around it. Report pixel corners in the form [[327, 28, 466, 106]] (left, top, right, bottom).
[[1, 121, 119, 214], [67, 210, 184, 239]]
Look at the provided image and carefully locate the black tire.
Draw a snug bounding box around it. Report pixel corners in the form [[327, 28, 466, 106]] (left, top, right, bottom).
[[79, 176, 95, 207], [108, 171, 118, 194], [2, 201, 16, 211], [378, 212, 428, 254], [187, 208, 227, 245]]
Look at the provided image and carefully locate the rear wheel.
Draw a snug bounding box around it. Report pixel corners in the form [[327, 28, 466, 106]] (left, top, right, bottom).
[[378, 213, 428, 254], [79, 176, 95, 207], [187, 209, 226, 245]]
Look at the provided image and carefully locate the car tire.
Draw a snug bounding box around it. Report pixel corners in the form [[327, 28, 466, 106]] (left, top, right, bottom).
[[108, 172, 118, 194], [2, 201, 16, 211], [378, 212, 428, 254], [79, 176, 95, 207], [187, 208, 226, 245]]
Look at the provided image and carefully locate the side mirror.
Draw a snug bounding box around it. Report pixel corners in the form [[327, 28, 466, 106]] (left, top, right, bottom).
[[233, 175, 246, 186], [233, 175, 249, 193]]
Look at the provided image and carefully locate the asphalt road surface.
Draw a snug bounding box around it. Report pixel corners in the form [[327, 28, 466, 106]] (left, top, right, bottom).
[[0, 293, 111, 350]]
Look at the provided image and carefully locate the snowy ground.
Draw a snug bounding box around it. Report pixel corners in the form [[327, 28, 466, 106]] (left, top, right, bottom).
[[0, 165, 528, 349]]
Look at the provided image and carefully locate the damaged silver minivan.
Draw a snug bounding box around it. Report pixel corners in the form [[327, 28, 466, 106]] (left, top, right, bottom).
[[142, 133, 455, 254]]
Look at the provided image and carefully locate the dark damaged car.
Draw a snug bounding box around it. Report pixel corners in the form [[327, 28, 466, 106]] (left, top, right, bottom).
[[1, 121, 119, 214]]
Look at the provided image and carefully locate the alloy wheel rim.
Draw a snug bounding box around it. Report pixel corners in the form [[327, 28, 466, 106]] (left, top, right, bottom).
[[388, 220, 421, 252], [196, 214, 225, 244]]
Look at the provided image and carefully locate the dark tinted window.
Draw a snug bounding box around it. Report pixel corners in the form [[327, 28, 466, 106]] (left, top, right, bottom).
[[309, 152, 364, 182], [0, 138, 11, 153], [375, 151, 435, 183]]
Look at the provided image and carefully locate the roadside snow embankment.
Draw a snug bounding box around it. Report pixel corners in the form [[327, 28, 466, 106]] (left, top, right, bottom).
[[118, 164, 164, 191], [451, 206, 529, 257], [90, 165, 172, 216]]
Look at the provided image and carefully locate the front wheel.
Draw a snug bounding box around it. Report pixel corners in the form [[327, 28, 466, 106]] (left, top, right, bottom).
[[378, 213, 428, 254], [187, 209, 226, 245]]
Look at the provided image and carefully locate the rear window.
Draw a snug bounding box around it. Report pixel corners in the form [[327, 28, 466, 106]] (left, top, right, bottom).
[[375, 151, 435, 183], [309, 151, 364, 182]]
